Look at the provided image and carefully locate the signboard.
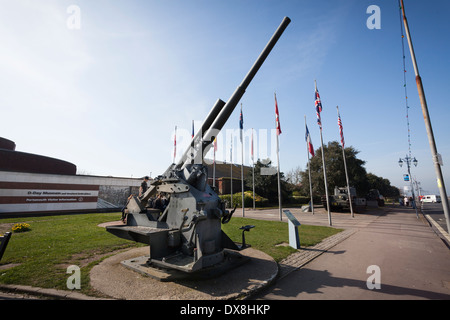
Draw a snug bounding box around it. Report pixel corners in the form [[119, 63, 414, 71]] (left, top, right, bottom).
[[283, 210, 301, 249], [0, 182, 99, 213], [403, 174, 410, 181], [283, 209, 301, 226]]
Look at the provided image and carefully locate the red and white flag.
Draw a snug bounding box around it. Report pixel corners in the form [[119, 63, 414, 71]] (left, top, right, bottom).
[[305, 124, 315, 157], [275, 93, 282, 135]]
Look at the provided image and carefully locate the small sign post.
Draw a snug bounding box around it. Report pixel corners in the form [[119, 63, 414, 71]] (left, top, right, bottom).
[[283, 210, 301, 249]]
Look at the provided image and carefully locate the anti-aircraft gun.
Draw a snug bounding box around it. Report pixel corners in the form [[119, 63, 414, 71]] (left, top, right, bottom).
[[106, 17, 291, 278]]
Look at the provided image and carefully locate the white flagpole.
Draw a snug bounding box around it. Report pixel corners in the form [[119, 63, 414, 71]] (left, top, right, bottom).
[[230, 133, 233, 208], [276, 131, 282, 221], [213, 138, 216, 189], [315, 80, 331, 226], [252, 128, 255, 210], [240, 104, 245, 217], [337, 106, 354, 218], [319, 127, 331, 226], [305, 116, 314, 215]]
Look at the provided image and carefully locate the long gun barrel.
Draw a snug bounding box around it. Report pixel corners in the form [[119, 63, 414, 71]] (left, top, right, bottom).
[[178, 16, 291, 168], [110, 17, 292, 277]]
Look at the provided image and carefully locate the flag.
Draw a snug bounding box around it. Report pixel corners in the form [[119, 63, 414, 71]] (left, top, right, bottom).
[[191, 120, 194, 139], [239, 104, 244, 142], [337, 110, 345, 147], [275, 93, 281, 135], [173, 125, 177, 162], [315, 83, 322, 128], [305, 124, 315, 157]]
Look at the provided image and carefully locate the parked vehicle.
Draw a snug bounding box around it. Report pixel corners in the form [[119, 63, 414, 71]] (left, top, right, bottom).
[[321, 187, 357, 212], [422, 194, 441, 203]]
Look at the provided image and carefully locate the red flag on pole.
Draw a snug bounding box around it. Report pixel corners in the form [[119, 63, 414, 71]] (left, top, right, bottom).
[[275, 93, 282, 135]]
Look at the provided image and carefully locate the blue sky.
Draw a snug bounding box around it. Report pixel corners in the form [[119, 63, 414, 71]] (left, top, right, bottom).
[[1, 0, 449, 196]]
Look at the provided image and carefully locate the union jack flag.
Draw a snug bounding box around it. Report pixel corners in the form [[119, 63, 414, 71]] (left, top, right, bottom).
[[315, 83, 322, 128]]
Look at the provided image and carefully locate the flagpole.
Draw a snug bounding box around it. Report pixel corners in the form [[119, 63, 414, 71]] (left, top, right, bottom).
[[276, 131, 282, 221], [240, 104, 245, 217], [213, 138, 216, 189], [252, 128, 255, 210], [230, 133, 233, 208], [305, 116, 314, 215], [315, 80, 332, 226], [275, 93, 282, 221], [319, 128, 331, 226], [401, 0, 450, 231], [337, 106, 354, 218]]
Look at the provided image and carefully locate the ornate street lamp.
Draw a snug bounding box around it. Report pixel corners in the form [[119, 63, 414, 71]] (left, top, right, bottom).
[[398, 155, 418, 218]]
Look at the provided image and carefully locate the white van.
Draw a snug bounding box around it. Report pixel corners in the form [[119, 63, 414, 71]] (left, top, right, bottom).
[[422, 195, 441, 203]]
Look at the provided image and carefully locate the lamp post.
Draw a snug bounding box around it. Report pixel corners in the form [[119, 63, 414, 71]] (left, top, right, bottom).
[[398, 155, 419, 218]]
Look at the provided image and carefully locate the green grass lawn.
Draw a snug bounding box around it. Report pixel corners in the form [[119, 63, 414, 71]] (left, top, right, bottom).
[[0, 212, 139, 293], [222, 217, 342, 262], [0, 212, 342, 296]]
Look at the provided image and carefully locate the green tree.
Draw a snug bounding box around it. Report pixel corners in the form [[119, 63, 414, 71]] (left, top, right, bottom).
[[366, 173, 400, 197], [299, 141, 369, 197], [299, 141, 399, 199]]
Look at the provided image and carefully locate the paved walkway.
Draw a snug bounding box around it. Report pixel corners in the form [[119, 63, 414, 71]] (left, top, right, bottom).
[[248, 205, 450, 300]]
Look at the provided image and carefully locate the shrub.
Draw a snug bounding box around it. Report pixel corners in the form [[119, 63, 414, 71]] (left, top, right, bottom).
[[220, 191, 269, 208]]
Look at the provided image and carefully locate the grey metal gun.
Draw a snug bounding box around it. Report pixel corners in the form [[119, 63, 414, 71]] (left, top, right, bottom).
[[107, 17, 290, 276]]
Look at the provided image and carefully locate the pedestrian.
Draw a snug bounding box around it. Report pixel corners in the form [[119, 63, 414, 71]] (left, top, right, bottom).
[[139, 176, 150, 197], [404, 196, 409, 207]]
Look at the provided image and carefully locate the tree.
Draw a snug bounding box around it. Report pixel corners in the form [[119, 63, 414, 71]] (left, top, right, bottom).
[[299, 141, 399, 199], [244, 159, 290, 203], [299, 141, 369, 197], [366, 173, 400, 198], [286, 166, 302, 186]]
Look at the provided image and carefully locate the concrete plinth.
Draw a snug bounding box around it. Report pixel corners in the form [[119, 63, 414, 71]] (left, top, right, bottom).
[[90, 246, 278, 300]]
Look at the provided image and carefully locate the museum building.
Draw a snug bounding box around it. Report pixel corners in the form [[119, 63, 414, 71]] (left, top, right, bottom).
[[0, 137, 141, 216]]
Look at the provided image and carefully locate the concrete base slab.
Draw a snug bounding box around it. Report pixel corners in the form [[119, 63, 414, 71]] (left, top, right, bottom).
[[90, 246, 278, 300], [121, 249, 250, 282]]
